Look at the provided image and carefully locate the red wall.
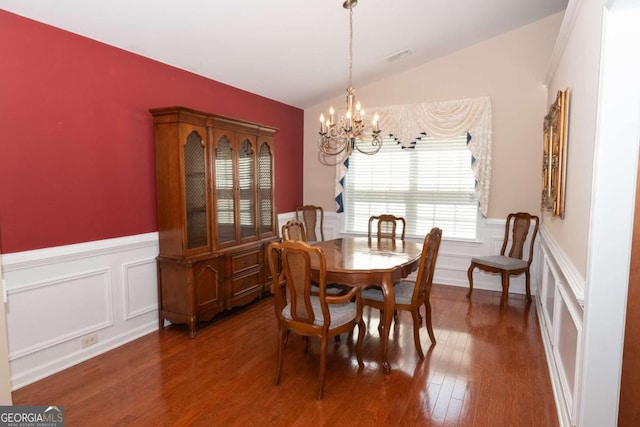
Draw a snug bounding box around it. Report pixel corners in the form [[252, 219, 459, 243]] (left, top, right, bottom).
[[0, 11, 304, 254]]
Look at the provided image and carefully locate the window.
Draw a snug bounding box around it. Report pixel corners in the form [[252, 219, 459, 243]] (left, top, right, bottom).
[[343, 134, 478, 239]]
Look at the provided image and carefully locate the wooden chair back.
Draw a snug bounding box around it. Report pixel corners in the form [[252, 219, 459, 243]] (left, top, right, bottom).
[[413, 227, 443, 301], [501, 212, 540, 265], [281, 219, 307, 242], [368, 214, 406, 240], [268, 242, 286, 317], [281, 241, 328, 326], [295, 205, 324, 242]]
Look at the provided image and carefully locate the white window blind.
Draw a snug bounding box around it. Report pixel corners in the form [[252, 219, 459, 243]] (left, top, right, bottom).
[[343, 134, 478, 239]]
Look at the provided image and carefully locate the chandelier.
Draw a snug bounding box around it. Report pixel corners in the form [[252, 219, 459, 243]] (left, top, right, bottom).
[[318, 0, 383, 159]]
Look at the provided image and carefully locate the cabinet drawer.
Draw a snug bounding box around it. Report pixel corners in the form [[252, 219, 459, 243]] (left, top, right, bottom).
[[232, 271, 260, 295], [231, 251, 259, 274]]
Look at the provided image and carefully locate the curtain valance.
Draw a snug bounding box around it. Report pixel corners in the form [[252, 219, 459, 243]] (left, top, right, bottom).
[[335, 96, 492, 217]]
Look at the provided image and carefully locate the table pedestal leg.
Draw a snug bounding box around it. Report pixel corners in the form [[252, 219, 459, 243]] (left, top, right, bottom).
[[380, 273, 395, 375]]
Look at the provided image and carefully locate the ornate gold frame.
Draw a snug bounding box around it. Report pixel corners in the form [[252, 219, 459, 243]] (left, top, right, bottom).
[[542, 88, 570, 218]]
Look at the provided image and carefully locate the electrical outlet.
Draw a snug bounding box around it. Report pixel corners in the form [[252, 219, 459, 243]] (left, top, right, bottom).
[[81, 333, 98, 349]]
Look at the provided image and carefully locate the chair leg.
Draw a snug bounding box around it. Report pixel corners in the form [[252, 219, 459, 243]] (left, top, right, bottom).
[[525, 270, 532, 303], [411, 308, 424, 359], [424, 300, 436, 345], [467, 263, 475, 298], [356, 320, 365, 368], [317, 337, 328, 399], [275, 327, 286, 386], [377, 309, 401, 332], [500, 273, 510, 309]]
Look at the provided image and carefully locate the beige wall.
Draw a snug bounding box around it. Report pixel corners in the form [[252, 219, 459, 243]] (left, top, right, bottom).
[[303, 12, 564, 220]]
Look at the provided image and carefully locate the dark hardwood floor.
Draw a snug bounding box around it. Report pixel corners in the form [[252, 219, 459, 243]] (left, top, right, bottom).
[[12, 285, 558, 426]]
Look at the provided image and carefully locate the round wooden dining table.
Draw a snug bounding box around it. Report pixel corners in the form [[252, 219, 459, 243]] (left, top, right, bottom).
[[310, 237, 423, 374]]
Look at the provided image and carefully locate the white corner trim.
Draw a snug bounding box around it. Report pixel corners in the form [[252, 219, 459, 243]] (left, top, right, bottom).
[[545, 0, 586, 87]]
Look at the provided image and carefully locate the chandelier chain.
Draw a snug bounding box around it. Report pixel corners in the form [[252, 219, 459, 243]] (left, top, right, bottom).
[[348, 8, 353, 89]]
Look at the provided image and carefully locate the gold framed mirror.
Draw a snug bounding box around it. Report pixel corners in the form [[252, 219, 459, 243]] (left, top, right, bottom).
[[542, 88, 570, 218]]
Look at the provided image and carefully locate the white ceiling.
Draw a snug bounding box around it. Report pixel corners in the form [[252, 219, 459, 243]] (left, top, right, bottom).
[[1, 0, 567, 109]]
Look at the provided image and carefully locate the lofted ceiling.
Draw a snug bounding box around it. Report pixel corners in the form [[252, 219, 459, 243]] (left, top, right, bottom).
[[1, 0, 567, 109]]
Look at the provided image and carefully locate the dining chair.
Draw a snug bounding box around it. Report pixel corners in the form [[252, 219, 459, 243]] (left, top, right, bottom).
[[368, 214, 406, 240], [467, 212, 540, 308], [295, 205, 324, 242], [362, 227, 442, 359], [281, 219, 307, 242], [267, 240, 365, 399]]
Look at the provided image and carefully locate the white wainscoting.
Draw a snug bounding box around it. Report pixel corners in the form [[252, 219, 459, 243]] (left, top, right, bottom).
[[2, 233, 159, 389], [535, 226, 585, 427]]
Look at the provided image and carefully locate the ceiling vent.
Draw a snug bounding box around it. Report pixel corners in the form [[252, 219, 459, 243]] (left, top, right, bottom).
[[385, 49, 412, 63]]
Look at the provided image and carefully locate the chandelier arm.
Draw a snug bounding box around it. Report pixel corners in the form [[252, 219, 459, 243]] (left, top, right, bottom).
[[353, 137, 383, 155], [319, 137, 349, 155]]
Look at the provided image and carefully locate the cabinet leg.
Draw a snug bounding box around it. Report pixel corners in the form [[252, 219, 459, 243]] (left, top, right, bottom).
[[188, 317, 197, 339]]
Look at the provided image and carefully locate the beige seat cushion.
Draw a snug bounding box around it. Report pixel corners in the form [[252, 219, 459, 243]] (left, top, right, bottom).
[[282, 297, 357, 328], [362, 280, 414, 305], [471, 255, 527, 270]]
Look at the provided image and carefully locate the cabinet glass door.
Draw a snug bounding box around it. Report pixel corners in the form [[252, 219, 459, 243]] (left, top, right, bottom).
[[257, 141, 274, 235], [238, 138, 256, 239], [184, 131, 209, 250], [215, 135, 235, 245]]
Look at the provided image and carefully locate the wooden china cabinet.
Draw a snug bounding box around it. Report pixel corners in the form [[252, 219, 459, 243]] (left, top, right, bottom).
[[150, 106, 278, 337]]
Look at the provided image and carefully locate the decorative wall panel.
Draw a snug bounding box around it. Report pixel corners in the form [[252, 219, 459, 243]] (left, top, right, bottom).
[[123, 259, 158, 320]]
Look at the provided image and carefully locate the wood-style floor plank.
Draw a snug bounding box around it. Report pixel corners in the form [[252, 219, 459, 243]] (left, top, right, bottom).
[[12, 285, 559, 426]]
